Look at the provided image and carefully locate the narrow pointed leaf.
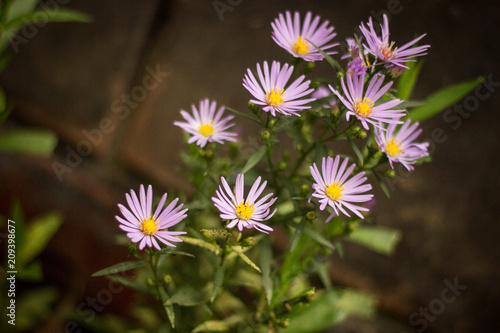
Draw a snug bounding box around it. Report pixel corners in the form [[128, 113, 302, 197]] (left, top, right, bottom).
[[211, 265, 224, 302], [347, 225, 402, 255], [92, 260, 147, 277], [396, 61, 424, 100], [290, 218, 306, 252], [232, 246, 261, 273], [303, 227, 335, 250], [225, 106, 261, 124], [258, 237, 273, 304], [178, 236, 221, 255], [240, 145, 267, 174]]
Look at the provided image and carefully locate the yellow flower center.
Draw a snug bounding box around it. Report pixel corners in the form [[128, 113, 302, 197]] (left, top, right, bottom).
[[141, 216, 158, 236], [326, 182, 344, 201], [380, 41, 396, 61], [199, 124, 214, 137], [266, 87, 285, 107], [235, 201, 255, 220], [293, 36, 310, 55], [386, 137, 403, 157], [353, 98, 374, 118]]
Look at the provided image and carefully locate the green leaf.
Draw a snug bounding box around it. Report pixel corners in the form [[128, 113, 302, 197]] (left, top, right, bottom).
[[240, 145, 267, 174], [107, 275, 152, 295], [160, 287, 175, 328], [347, 225, 402, 255], [303, 227, 335, 250], [92, 260, 147, 277], [5, 0, 39, 22], [231, 245, 260, 273], [347, 137, 363, 165], [6, 9, 92, 30], [153, 247, 195, 258], [178, 236, 221, 255], [396, 61, 424, 100], [336, 289, 376, 318], [15, 286, 59, 330], [211, 265, 224, 302], [192, 320, 230, 332], [374, 173, 391, 198], [165, 286, 209, 306], [17, 260, 43, 281], [0, 129, 57, 156], [408, 77, 482, 121], [225, 106, 261, 124], [289, 219, 306, 252], [258, 237, 273, 304], [17, 212, 62, 268]]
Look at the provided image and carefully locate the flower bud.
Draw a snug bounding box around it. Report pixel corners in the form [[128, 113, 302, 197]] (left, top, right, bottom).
[[163, 275, 172, 285], [268, 119, 278, 128], [384, 169, 396, 178], [260, 130, 271, 142], [248, 101, 260, 114], [300, 184, 310, 196], [242, 237, 257, 247], [306, 211, 316, 221], [277, 162, 287, 171]]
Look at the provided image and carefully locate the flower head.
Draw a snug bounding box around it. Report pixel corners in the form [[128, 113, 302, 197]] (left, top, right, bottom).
[[174, 98, 237, 148], [212, 174, 277, 233], [243, 61, 315, 117], [271, 11, 338, 61], [375, 119, 430, 171], [116, 185, 187, 250], [309, 156, 373, 222], [330, 73, 405, 130], [359, 14, 430, 69]]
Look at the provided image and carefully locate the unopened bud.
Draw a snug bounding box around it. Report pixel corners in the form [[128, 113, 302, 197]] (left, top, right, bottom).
[[300, 184, 310, 196], [277, 162, 287, 171], [384, 169, 396, 178], [304, 62, 316, 75], [248, 101, 259, 114], [268, 119, 278, 128], [163, 275, 172, 285], [202, 230, 215, 242], [242, 237, 257, 247], [261, 130, 271, 142], [306, 211, 316, 221]]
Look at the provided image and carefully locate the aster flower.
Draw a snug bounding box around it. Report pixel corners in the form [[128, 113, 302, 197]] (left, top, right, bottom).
[[174, 98, 237, 148], [347, 57, 368, 76], [330, 73, 405, 130], [359, 14, 430, 69], [212, 174, 277, 233], [375, 119, 430, 171], [271, 11, 338, 61], [312, 85, 337, 109], [243, 61, 315, 117], [309, 156, 373, 222], [116, 185, 187, 250]]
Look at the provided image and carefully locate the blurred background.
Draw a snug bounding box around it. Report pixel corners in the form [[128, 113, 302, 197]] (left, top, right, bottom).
[[0, 0, 499, 332]]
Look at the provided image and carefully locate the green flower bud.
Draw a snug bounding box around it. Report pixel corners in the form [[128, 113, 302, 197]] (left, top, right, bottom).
[[248, 101, 260, 114], [163, 275, 172, 285], [300, 184, 310, 196], [304, 62, 316, 75], [261, 130, 271, 142], [306, 211, 316, 221], [384, 169, 396, 178], [277, 162, 287, 171], [268, 119, 278, 128], [242, 237, 257, 247], [202, 229, 216, 242]]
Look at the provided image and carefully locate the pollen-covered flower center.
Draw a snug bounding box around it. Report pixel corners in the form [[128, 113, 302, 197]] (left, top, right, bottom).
[[235, 201, 255, 220], [353, 98, 374, 117], [380, 41, 396, 60], [199, 124, 214, 137], [326, 182, 344, 201], [293, 36, 310, 55], [266, 87, 285, 107], [141, 216, 158, 236], [386, 137, 403, 157]]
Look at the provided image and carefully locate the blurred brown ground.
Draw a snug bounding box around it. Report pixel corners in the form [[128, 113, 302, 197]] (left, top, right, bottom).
[[0, 0, 499, 332]]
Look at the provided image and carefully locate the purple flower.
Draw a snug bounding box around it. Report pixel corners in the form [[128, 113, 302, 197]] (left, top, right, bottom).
[[309, 156, 373, 222], [375, 119, 430, 171], [271, 11, 338, 61], [243, 61, 315, 117], [341, 38, 361, 60], [347, 57, 368, 76], [312, 85, 337, 109], [116, 185, 187, 250], [212, 174, 277, 233], [330, 73, 405, 130], [174, 99, 237, 148], [359, 14, 430, 69]]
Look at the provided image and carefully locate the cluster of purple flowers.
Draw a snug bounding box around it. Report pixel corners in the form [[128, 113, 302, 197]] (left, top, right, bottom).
[[116, 11, 431, 250]]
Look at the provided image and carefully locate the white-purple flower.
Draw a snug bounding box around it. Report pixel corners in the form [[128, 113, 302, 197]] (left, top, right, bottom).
[[212, 174, 277, 233], [271, 11, 338, 61], [359, 14, 430, 69], [330, 73, 405, 130], [116, 185, 187, 250], [375, 119, 430, 171], [243, 61, 315, 117], [310, 156, 373, 222], [174, 98, 237, 148]]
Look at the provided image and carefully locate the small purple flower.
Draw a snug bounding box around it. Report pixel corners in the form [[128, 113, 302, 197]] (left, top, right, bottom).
[[375, 119, 430, 171], [116, 185, 187, 250], [174, 99, 237, 148], [243, 61, 315, 117], [341, 38, 361, 60], [309, 156, 373, 222], [271, 11, 338, 61], [347, 57, 368, 76], [359, 14, 430, 69], [312, 85, 337, 109], [212, 174, 277, 233], [330, 73, 405, 130]]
